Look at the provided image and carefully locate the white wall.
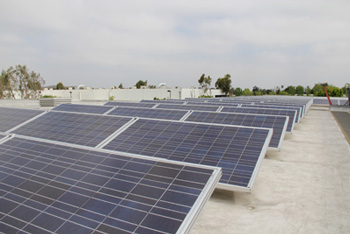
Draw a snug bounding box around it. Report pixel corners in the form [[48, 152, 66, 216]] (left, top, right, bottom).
[[40, 88, 224, 101]]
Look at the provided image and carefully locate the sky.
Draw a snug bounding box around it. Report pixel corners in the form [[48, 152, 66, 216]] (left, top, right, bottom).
[[1, 0, 349, 89]]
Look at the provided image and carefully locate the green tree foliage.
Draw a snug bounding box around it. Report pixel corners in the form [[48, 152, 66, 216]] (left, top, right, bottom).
[[312, 84, 324, 95], [0, 65, 45, 99], [198, 74, 212, 95], [148, 85, 156, 89], [135, 80, 147, 89], [56, 82, 65, 90], [305, 86, 312, 96], [242, 88, 253, 96], [215, 74, 231, 95], [327, 86, 343, 97], [312, 84, 343, 97], [296, 85, 304, 96], [234, 87, 243, 96], [284, 86, 296, 96], [118, 83, 124, 89]]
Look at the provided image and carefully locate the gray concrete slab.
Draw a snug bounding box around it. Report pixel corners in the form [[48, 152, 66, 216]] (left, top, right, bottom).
[[192, 106, 350, 234]]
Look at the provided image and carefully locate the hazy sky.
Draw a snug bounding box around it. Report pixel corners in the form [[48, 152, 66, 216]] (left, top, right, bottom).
[[1, 0, 349, 89]]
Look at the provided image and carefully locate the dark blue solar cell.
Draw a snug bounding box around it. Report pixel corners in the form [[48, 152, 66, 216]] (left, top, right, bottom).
[[59, 192, 90, 207], [32, 213, 65, 232], [109, 205, 147, 224], [56, 221, 93, 234], [141, 213, 182, 234], [1, 215, 26, 229], [0, 223, 21, 233], [104, 178, 136, 193], [0, 198, 18, 213], [2, 175, 26, 187], [9, 205, 41, 222], [82, 199, 116, 215], [103, 218, 137, 232]]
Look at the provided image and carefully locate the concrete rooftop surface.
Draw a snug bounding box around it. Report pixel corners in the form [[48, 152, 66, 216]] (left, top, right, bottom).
[[192, 106, 350, 234]]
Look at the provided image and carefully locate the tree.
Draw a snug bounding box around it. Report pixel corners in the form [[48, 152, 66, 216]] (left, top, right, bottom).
[[56, 82, 65, 90], [198, 74, 212, 95], [235, 87, 243, 96], [296, 85, 304, 96], [242, 88, 253, 96], [312, 84, 324, 96], [135, 80, 147, 89], [328, 86, 343, 97], [215, 74, 231, 96], [305, 86, 312, 96], [252, 86, 260, 96], [118, 83, 124, 89], [0, 65, 45, 99], [285, 86, 296, 96], [148, 85, 156, 89]]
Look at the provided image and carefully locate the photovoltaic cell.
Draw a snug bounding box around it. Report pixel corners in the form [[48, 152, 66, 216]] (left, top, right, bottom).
[[221, 106, 296, 132], [103, 119, 272, 191], [0, 137, 220, 234], [108, 107, 189, 121], [184, 111, 287, 149], [0, 107, 44, 132], [105, 102, 157, 108], [52, 104, 113, 114], [11, 112, 132, 147], [156, 103, 220, 112]]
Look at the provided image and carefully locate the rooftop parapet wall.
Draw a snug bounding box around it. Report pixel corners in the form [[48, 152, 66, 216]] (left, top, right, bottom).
[[40, 88, 224, 101]]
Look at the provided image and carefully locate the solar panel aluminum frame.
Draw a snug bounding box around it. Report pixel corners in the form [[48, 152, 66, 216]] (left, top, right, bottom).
[[3, 134, 222, 234], [102, 118, 273, 193]]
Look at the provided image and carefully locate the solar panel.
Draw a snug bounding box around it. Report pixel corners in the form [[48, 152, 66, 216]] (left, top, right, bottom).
[[108, 107, 189, 121], [11, 112, 133, 147], [0, 136, 221, 234], [0, 107, 45, 132], [105, 102, 157, 108], [221, 106, 296, 132], [240, 104, 302, 122], [103, 119, 272, 192], [184, 111, 288, 149], [156, 103, 220, 112], [183, 100, 304, 120], [52, 104, 113, 115]]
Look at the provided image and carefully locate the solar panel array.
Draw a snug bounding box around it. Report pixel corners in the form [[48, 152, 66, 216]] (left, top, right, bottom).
[[0, 101, 283, 232], [108, 107, 189, 121], [184, 111, 288, 148], [52, 103, 113, 115], [12, 112, 133, 147], [0, 107, 44, 132], [221, 106, 296, 132], [103, 119, 272, 191], [0, 136, 220, 234]]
